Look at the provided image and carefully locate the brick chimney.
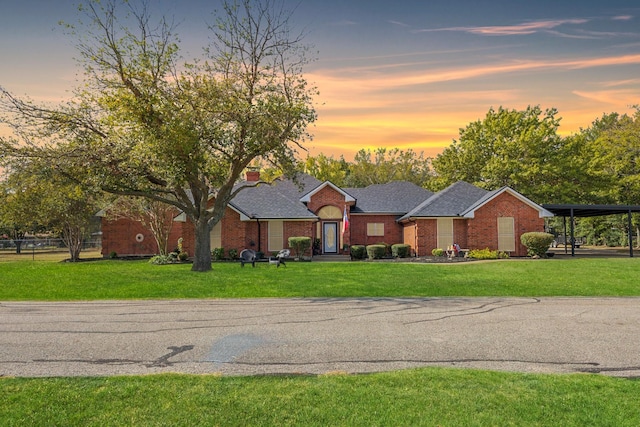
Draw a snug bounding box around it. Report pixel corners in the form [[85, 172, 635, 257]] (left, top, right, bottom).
[[246, 168, 260, 182]]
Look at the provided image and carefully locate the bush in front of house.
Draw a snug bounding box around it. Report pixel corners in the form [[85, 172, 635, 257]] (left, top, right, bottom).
[[228, 248, 238, 260], [520, 232, 555, 258], [432, 248, 445, 257], [212, 247, 225, 261], [467, 248, 509, 260], [350, 245, 366, 260], [375, 242, 392, 257], [392, 244, 411, 258], [288, 236, 312, 259], [366, 244, 387, 260]]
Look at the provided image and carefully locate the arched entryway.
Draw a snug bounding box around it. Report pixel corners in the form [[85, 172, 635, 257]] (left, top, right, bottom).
[[316, 205, 343, 254]]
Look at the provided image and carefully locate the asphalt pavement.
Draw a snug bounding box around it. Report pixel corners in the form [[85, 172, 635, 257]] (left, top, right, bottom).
[[1, 297, 639, 377]]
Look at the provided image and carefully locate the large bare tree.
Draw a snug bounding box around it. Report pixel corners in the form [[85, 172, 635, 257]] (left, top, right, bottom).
[[0, 0, 316, 271]]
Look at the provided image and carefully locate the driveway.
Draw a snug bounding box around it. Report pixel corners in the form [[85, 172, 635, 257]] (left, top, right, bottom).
[[1, 298, 639, 378]]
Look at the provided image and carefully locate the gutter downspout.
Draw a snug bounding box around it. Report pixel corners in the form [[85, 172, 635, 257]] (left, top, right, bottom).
[[256, 219, 261, 253]]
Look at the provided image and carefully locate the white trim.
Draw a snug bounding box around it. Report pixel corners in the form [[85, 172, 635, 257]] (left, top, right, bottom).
[[242, 217, 317, 222], [300, 181, 356, 203]]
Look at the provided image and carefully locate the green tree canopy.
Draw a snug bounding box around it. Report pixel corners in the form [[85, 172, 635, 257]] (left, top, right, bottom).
[[0, 0, 316, 271], [0, 159, 102, 260], [344, 148, 432, 188], [431, 105, 577, 203], [585, 108, 640, 205]]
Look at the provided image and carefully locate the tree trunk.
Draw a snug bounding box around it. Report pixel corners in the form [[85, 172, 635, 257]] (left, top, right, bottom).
[[63, 223, 84, 262], [191, 218, 212, 272]]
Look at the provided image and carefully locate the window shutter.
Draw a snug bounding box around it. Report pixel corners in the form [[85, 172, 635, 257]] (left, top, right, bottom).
[[498, 217, 515, 252]]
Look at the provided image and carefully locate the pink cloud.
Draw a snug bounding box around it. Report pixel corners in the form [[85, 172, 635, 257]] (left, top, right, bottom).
[[414, 18, 589, 36]]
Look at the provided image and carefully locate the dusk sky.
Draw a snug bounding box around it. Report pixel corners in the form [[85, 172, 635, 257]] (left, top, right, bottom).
[[1, 0, 639, 159]]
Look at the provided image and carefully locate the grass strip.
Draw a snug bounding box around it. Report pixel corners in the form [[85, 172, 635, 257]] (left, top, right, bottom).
[[1, 258, 639, 300], [2, 368, 640, 426]]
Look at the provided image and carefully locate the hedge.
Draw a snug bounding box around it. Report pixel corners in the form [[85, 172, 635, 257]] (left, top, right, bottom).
[[350, 245, 367, 260], [520, 232, 555, 257], [391, 244, 411, 258], [288, 236, 312, 258], [366, 244, 387, 260]]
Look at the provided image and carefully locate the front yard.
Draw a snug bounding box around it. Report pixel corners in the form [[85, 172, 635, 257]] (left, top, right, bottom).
[[1, 257, 639, 300]]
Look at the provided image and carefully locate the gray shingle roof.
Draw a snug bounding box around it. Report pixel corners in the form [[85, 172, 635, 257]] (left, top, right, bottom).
[[399, 181, 489, 220], [229, 174, 321, 219], [346, 181, 434, 214], [228, 174, 523, 223]]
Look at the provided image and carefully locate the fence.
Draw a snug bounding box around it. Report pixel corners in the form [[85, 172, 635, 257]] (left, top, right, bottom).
[[0, 238, 102, 259]]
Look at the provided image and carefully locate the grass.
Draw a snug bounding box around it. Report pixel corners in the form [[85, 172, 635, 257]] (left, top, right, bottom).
[[2, 369, 640, 426], [3, 256, 640, 426], [0, 257, 639, 300]]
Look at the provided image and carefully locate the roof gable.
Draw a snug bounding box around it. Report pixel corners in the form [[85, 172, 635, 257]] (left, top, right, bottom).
[[461, 186, 554, 218], [299, 181, 356, 203], [400, 181, 489, 220]]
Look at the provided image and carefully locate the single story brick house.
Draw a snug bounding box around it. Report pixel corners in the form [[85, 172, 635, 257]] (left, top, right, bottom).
[[99, 172, 553, 258]]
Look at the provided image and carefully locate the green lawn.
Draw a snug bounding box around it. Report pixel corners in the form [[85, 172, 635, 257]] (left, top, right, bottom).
[[3, 257, 640, 426], [2, 369, 640, 426], [1, 257, 639, 300]]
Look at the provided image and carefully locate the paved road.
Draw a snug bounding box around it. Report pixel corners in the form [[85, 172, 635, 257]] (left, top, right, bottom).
[[1, 298, 639, 378]]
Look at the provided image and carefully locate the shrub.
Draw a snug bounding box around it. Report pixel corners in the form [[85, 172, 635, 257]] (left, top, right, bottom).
[[520, 232, 555, 257], [228, 248, 238, 260], [366, 244, 387, 260], [149, 254, 173, 265], [109, 251, 118, 259], [211, 247, 225, 261], [178, 251, 189, 261], [432, 248, 445, 257], [391, 244, 411, 258], [288, 236, 312, 259], [350, 245, 366, 260], [467, 248, 509, 260], [375, 242, 392, 256]]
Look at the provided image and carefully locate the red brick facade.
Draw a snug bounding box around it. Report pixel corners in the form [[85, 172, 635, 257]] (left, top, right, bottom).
[[467, 191, 544, 257], [349, 214, 404, 247], [101, 185, 547, 258], [401, 191, 545, 257]]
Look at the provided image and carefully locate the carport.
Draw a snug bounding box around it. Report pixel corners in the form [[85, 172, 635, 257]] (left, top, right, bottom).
[[542, 204, 640, 257]]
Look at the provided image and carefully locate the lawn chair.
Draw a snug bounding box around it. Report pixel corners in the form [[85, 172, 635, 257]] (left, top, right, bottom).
[[269, 249, 290, 267], [239, 249, 256, 267]]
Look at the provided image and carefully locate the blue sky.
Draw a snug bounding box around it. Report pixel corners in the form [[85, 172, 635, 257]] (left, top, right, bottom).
[[2, 0, 640, 158]]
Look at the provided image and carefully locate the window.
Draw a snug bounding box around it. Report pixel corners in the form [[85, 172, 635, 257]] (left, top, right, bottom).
[[209, 221, 222, 249], [367, 223, 384, 237], [268, 220, 284, 251], [437, 218, 454, 249], [498, 217, 515, 252], [317, 205, 342, 219]]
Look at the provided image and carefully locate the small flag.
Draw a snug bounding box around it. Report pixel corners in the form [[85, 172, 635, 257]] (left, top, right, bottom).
[[342, 207, 349, 234]]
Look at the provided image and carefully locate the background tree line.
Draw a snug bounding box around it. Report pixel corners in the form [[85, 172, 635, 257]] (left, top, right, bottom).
[[2, 1, 639, 262], [291, 105, 640, 247]]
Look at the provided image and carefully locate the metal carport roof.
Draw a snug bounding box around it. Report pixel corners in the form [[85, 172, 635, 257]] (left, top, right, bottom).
[[542, 204, 640, 257]]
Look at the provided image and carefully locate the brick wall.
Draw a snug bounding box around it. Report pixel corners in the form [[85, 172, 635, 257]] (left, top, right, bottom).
[[306, 185, 348, 213], [306, 184, 350, 251], [467, 192, 544, 257], [413, 219, 437, 257], [283, 221, 316, 257], [101, 217, 185, 257], [350, 214, 404, 247]]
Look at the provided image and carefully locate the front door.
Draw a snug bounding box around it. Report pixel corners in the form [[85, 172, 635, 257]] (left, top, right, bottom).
[[323, 222, 338, 254]]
